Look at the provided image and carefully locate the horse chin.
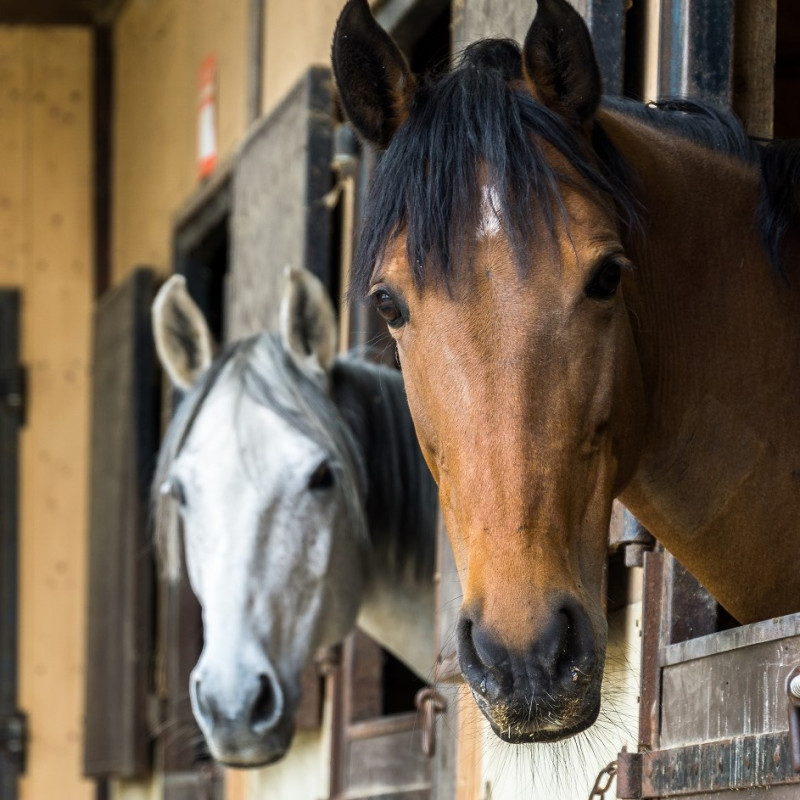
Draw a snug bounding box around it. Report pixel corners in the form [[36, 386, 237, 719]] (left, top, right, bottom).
[[207, 718, 295, 769], [215, 747, 288, 769], [473, 684, 602, 745]]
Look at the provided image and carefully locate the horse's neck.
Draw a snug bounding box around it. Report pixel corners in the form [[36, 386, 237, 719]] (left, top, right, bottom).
[[331, 359, 438, 679], [606, 110, 800, 623]]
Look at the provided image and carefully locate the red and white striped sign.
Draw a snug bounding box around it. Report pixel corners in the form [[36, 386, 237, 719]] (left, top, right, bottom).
[[197, 54, 218, 179]]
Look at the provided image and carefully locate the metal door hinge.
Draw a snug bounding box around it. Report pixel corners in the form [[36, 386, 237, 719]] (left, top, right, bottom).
[[0, 366, 27, 426], [415, 688, 446, 758], [0, 711, 28, 773]]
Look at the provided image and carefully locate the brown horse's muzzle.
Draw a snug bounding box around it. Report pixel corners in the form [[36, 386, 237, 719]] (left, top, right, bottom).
[[456, 597, 603, 742]]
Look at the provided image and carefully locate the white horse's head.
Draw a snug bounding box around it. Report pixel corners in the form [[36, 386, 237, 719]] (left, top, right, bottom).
[[152, 268, 367, 767]]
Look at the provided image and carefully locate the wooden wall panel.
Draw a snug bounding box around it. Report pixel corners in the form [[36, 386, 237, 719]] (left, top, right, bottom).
[[733, 0, 777, 138], [0, 30, 25, 288], [112, 0, 249, 284], [261, 0, 343, 115], [0, 25, 95, 800]]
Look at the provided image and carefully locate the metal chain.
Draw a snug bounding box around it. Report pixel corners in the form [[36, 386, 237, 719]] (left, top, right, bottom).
[[588, 760, 618, 800]]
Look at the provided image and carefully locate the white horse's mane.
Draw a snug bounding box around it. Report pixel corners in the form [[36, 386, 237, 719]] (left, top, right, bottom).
[[152, 332, 438, 584]]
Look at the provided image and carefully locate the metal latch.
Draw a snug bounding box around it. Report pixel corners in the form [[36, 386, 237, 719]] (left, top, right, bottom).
[[786, 666, 800, 772], [0, 711, 28, 772], [415, 688, 446, 758], [0, 366, 27, 426]]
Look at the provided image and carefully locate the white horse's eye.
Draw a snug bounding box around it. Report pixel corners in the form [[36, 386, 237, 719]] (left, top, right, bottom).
[[160, 477, 187, 506], [308, 461, 334, 490]]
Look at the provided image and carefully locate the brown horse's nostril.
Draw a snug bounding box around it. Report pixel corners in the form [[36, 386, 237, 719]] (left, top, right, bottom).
[[456, 599, 597, 727], [457, 616, 512, 703]]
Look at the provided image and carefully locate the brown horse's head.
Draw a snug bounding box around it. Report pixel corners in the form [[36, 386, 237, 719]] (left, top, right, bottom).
[[334, 0, 647, 742]]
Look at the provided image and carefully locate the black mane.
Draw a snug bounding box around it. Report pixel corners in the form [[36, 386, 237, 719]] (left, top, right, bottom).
[[353, 39, 799, 294]]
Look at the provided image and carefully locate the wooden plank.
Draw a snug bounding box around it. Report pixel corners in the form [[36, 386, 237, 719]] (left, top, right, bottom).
[[348, 712, 419, 741], [732, 0, 777, 138], [347, 631, 384, 724], [227, 66, 333, 339], [84, 268, 159, 778], [660, 635, 800, 748], [638, 549, 666, 750], [0, 0, 122, 25], [163, 766, 224, 800], [455, 695, 482, 800], [345, 726, 431, 796], [663, 612, 800, 666], [17, 27, 94, 800]]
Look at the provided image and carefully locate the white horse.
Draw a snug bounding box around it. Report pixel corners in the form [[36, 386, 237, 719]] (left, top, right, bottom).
[[151, 267, 438, 767]]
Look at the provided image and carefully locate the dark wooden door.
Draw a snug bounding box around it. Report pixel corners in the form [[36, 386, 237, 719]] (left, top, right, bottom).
[[0, 290, 25, 800], [83, 269, 159, 779]]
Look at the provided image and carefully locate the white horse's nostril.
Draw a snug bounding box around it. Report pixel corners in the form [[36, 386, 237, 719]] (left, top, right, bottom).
[[192, 677, 217, 726], [251, 673, 283, 733]]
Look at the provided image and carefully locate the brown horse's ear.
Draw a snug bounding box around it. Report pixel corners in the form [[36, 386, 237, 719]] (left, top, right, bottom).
[[522, 0, 602, 127], [332, 0, 416, 148]]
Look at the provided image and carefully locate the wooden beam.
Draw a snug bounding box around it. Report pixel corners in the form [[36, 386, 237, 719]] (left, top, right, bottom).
[[732, 0, 777, 138]]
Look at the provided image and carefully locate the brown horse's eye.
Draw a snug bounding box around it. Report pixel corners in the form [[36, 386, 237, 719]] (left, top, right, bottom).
[[309, 461, 334, 490], [585, 260, 622, 300], [372, 289, 406, 328]]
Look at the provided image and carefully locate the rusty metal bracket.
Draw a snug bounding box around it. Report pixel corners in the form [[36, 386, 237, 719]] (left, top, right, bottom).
[[415, 688, 446, 758], [616, 749, 643, 798], [786, 665, 800, 772]]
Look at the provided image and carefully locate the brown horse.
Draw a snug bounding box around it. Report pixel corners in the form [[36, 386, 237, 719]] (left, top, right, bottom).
[[333, 0, 800, 746]]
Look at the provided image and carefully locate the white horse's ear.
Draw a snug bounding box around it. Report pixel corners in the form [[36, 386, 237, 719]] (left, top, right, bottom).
[[280, 267, 338, 373], [152, 275, 215, 391]]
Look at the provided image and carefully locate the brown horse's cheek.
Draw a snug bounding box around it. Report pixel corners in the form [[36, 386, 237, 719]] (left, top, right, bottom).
[[611, 340, 647, 495]]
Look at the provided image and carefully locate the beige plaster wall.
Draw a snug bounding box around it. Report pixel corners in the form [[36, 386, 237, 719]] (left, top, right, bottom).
[[0, 25, 94, 800]]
